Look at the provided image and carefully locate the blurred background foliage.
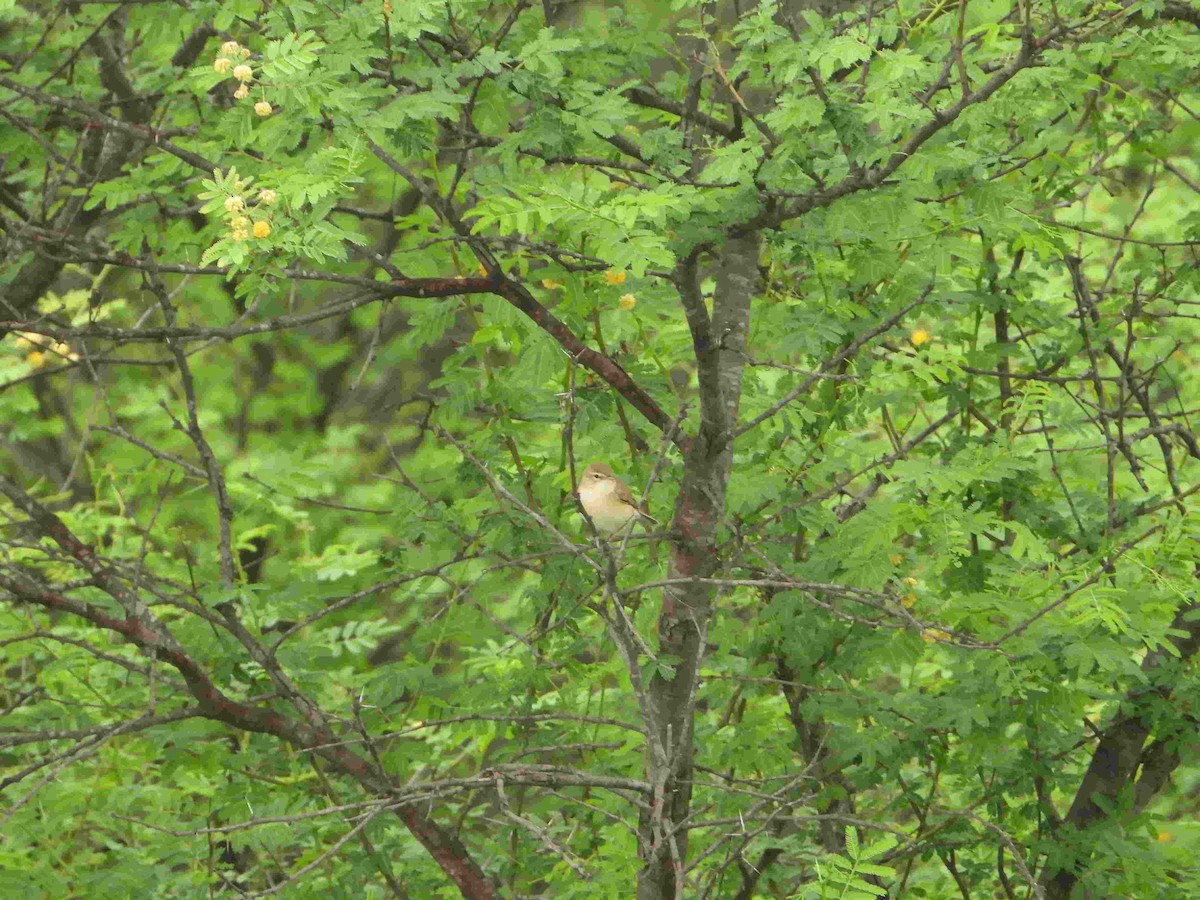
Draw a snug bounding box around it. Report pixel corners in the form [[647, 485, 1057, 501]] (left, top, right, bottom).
[[1, 0, 1198, 897]]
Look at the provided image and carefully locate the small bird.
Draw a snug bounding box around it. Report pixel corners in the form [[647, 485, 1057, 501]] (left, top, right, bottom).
[[578, 462, 658, 535]]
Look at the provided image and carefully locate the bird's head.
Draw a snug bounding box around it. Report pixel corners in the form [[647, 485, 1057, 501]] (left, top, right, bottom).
[[582, 462, 615, 486]]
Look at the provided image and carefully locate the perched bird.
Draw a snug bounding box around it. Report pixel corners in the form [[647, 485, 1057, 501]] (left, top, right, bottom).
[[578, 462, 658, 535]]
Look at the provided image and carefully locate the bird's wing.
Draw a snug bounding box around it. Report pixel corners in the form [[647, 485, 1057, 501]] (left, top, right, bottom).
[[615, 479, 638, 506], [617, 480, 657, 524]]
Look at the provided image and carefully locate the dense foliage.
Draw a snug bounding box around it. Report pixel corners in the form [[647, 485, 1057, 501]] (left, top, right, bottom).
[[2, 1, 1198, 897]]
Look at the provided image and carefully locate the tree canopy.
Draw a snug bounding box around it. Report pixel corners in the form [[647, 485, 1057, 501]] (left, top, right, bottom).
[[2, 1, 1199, 898]]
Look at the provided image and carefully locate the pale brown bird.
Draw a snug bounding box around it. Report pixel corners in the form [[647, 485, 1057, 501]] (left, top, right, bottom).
[[577, 463, 658, 534]]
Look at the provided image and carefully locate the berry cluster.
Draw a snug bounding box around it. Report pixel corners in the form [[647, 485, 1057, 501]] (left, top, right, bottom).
[[213, 40, 271, 116], [13, 332, 79, 368], [221, 179, 277, 242]]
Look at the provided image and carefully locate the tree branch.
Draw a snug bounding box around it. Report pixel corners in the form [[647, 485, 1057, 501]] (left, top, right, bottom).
[[0, 476, 500, 900]]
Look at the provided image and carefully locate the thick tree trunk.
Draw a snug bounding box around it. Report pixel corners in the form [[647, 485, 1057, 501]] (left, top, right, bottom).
[[637, 230, 758, 899], [1040, 597, 1200, 899]]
